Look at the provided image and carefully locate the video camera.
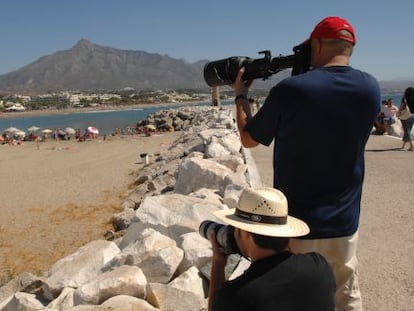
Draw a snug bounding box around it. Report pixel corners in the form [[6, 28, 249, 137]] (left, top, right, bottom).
[[203, 43, 311, 87]]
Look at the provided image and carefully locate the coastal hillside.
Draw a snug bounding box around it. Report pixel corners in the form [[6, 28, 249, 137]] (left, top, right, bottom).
[[0, 39, 292, 94], [0, 38, 411, 94], [0, 39, 207, 93]]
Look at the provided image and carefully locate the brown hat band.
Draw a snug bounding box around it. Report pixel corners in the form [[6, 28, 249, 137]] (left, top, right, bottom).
[[235, 208, 287, 225]]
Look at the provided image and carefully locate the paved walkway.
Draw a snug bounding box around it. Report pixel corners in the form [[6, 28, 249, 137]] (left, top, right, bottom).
[[250, 134, 414, 311]]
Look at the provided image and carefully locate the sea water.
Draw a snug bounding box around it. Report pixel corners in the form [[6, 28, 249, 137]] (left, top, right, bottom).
[[0, 102, 221, 136], [381, 93, 404, 106], [0, 94, 403, 136]]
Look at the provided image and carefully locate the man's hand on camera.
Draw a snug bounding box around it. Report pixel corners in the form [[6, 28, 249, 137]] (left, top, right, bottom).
[[209, 232, 228, 266], [231, 67, 258, 148], [208, 233, 228, 311], [232, 67, 253, 97]]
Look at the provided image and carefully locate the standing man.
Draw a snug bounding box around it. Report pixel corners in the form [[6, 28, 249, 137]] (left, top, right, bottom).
[[232, 16, 380, 311]]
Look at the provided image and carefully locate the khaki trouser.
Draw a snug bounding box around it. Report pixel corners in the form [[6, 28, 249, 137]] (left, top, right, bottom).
[[289, 231, 362, 311]]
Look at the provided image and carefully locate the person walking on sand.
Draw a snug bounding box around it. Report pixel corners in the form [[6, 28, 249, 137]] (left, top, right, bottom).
[[398, 87, 414, 151], [232, 16, 380, 311]]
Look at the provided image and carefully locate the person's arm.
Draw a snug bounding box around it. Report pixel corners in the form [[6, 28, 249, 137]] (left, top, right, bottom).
[[208, 232, 228, 311], [232, 68, 259, 148], [399, 98, 407, 111]]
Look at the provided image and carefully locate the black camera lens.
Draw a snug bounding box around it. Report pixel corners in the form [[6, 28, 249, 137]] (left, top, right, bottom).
[[203, 57, 248, 87], [203, 46, 310, 87]]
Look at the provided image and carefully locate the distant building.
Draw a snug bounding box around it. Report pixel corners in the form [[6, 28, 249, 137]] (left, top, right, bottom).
[[5, 102, 26, 111], [69, 94, 80, 106]]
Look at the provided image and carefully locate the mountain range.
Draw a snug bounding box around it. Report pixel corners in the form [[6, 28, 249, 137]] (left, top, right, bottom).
[[0, 39, 209, 93], [0, 39, 412, 94]]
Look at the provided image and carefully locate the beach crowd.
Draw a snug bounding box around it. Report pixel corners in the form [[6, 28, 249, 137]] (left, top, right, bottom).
[[0, 122, 162, 147], [373, 91, 414, 151]]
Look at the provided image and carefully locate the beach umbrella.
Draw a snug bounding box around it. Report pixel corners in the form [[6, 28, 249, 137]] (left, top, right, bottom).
[[65, 127, 76, 135], [58, 129, 66, 136], [145, 124, 156, 131], [42, 129, 53, 134], [15, 131, 26, 137], [27, 126, 41, 132], [87, 126, 99, 135], [4, 127, 21, 133]]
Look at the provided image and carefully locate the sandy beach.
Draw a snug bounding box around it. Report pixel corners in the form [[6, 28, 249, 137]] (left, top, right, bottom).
[[1, 117, 413, 310], [0, 132, 181, 283]]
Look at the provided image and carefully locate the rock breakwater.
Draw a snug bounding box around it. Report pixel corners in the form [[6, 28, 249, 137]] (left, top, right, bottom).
[[0, 106, 260, 311]]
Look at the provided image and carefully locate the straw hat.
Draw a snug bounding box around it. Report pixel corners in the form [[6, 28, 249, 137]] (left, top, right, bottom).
[[214, 187, 309, 237]]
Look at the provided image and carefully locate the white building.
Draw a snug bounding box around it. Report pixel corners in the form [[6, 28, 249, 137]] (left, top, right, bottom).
[[5, 102, 26, 111], [69, 94, 80, 106]]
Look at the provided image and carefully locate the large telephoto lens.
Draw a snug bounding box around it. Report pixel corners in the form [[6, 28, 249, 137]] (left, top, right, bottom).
[[203, 46, 311, 88], [203, 57, 248, 87]]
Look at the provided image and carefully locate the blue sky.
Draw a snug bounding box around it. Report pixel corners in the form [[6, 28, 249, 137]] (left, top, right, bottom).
[[0, 0, 412, 81]]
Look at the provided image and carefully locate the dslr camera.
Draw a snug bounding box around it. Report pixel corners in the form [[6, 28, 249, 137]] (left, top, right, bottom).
[[203, 43, 311, 87], [199, 220, 240, 254]]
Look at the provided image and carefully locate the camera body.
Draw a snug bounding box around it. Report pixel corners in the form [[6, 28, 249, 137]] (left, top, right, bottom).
[[199, 220, 240, 255], [203, 43, 311, 87]]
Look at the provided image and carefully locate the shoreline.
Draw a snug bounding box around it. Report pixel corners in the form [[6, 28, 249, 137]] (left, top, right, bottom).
[[0, 100, 210, 120]]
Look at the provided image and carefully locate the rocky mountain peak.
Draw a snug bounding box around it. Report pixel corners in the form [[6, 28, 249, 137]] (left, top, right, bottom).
[[0, 39, 209, 92], [72, 39, 97, 51]]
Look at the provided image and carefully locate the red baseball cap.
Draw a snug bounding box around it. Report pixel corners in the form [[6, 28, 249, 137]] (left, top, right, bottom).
[[306, 16, 356, 45]]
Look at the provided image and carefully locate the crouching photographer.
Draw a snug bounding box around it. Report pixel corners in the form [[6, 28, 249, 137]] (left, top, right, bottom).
[[203, 187, 335, 311]]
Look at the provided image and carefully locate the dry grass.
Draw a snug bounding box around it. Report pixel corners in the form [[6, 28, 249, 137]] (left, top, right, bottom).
[[0, 131, 182, 286], [0, 200, 123, 283]]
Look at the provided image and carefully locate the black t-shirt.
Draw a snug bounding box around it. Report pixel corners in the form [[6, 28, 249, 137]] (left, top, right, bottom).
[[212, 252, 335, 311]]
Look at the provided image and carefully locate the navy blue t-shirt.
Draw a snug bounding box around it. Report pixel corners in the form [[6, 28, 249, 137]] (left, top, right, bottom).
[[213, 252, 335, 311], [245, 66, 380, 239]]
